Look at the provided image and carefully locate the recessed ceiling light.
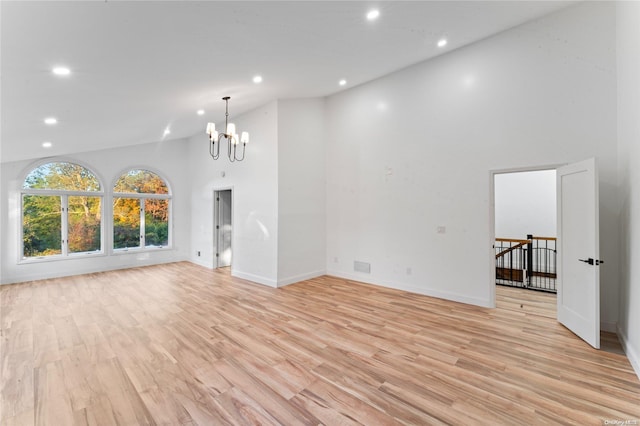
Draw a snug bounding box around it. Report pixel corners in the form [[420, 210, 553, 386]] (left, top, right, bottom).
[[366, 9, 380, 21], [339, 79, 347, 86], [163, 128, 171, 136], [44, 117, 57, 125], [437, 38, 448, 48], [197, 109, 205, 116], [52, 66, 71, 76], [253, 75, 263, 84], [42, 141, 52, 148]]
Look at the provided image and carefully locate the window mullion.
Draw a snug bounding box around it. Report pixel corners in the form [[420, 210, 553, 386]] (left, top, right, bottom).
[[140, 198, 146, 247], [61, 195, 69, 256]]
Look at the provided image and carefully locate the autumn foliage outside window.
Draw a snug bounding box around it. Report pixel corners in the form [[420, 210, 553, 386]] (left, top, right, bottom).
[[113, 169, 170, 249], [21, 163, 171, 260]]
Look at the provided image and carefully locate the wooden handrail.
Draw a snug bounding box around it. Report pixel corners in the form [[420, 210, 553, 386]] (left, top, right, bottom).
[[495, 241, 529, 259], [495, 236, 556, 259], [496, 238, 530, 244]]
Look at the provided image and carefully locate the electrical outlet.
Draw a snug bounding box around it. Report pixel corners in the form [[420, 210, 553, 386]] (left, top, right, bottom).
[[197, 251, 201, 257]]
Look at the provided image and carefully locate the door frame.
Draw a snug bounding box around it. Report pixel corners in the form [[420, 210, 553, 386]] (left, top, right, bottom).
[[488, 163, 563, 308], [213, 186, 234, 269]]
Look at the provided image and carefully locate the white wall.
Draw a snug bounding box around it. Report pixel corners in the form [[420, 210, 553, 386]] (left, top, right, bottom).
[[495, 170, 556, 239], [277, 98, 326, 285], [188, 98, 327, 287], [0, 139, 191, 284], [325, 1, 619, 326], [188, 101, 280, 286], [616, 1, 640, 378]]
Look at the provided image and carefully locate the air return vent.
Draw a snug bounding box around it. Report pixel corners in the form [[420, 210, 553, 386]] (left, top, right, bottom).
[[354, 261, 371, 274]]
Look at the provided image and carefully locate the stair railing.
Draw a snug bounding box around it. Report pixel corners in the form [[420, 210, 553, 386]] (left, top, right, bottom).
[[495, 238, 529, 285], [495, 235, 557, 292]]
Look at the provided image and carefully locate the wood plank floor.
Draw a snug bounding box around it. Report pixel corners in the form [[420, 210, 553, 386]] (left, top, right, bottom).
[[1, 262, 639, 425]]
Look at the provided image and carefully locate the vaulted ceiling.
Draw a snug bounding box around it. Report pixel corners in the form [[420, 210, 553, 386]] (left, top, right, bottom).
[[1, 1, 575, 163]]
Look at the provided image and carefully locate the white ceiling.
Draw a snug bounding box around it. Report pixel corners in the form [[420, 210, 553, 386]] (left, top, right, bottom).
[[1, 1, 575, 164]]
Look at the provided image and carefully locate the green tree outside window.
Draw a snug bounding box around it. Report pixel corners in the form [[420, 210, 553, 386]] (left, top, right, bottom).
[[22, 162, 102, 258]]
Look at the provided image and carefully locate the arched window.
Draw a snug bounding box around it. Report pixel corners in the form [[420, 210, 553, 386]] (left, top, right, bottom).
[[22, 161, 103, 259], [113, 169, 171, 250]]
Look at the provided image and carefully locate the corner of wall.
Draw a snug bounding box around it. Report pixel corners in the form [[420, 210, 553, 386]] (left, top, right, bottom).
[[233, 269, 278, 288], [276, 270, 326, 288], [615, 0, 640, 382], [276, 97, 327, 283], [600, 321, 617, 334], [617, 324, 640, 380]]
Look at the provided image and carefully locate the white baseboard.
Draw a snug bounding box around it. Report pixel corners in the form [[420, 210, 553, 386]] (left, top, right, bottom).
[[1, 268, 103, 285], [277, 270, 326, 288], [232, 270, 278, 288], [617, 325, 640, 381], [189, 265, 324, 289], [325, 270, 493, 308], [1, 255, 190, 285], [189, 257, 213, 269]]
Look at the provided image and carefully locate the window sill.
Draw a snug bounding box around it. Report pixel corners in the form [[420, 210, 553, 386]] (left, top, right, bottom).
[[19, 251, 106, 265], [112, 246, 173, 255]]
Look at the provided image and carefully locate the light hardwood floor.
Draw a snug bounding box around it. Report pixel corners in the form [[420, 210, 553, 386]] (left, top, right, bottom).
[[1, 262, 639, 425]]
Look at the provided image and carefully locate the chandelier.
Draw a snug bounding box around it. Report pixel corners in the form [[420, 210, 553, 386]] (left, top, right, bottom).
[[206, 96, 248, 162]]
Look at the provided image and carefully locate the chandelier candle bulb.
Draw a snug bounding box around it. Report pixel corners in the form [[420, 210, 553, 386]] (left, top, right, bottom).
[[226, 123, 236, 136], [206, 122, 215, 136], [241, 132, 249, 144]]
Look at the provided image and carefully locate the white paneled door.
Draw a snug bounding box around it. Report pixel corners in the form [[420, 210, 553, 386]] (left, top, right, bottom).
[[556, 158, 600, 349]]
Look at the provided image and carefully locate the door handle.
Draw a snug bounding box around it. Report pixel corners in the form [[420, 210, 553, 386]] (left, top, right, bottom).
[[578, 258, 604, 266]]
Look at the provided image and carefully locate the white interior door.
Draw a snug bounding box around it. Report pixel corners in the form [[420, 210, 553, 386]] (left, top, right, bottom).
[[556, 158, 600, 348]]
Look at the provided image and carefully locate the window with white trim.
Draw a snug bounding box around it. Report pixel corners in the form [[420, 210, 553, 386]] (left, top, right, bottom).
[[113, 169, 171, 250], [22, 162, 103, 259]]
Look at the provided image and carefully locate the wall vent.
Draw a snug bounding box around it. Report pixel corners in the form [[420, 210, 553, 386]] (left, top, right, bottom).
[[354, 261, 371, 274]]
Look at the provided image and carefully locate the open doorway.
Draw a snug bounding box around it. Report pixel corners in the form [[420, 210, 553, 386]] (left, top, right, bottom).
[[492, 168, 557, 298], [491, 160, 605, 350], [214, 189, 233, 269]]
